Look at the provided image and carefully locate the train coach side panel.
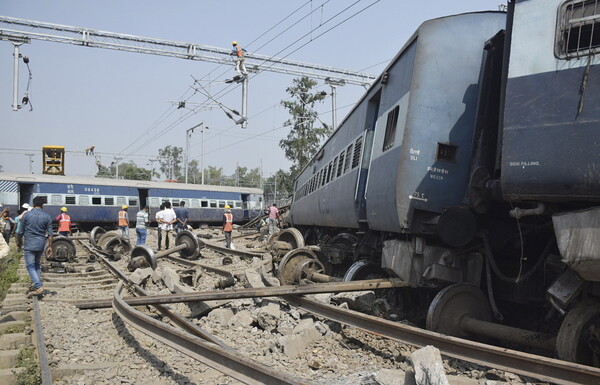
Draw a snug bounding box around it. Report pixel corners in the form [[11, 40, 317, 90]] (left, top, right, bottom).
[[367, 13, 507, 232], [502, 0, 600, 201]]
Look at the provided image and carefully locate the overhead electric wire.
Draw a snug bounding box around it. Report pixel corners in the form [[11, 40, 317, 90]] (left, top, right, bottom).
[[116, 1, 378, 168]]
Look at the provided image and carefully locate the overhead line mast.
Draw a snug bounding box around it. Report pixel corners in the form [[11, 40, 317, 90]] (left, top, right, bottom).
[[0, 16, 376, 86]]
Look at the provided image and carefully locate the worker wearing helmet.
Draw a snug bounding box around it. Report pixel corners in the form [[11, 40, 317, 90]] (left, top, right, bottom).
[[118, 205, 130, 242], [56, 207, 72, 237], [231, 41, 248, 76], [223, 204, 234, 249]]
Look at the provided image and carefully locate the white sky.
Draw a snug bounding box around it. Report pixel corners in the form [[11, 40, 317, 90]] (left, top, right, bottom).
[[0, 0, 506, 180]]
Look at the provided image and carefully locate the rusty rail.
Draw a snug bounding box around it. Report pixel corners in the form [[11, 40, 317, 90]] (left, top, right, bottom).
[[72, 278, 409, 309]]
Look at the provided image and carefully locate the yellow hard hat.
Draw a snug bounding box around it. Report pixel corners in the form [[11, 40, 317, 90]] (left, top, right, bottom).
[[232, 41, 238, 45], [60, 207, 67, 212], [122, 205, 128, 209], [224, 204, 231, 209]]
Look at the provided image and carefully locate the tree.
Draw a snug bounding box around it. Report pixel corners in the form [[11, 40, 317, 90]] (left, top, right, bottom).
[[119, 161, 152, 180], [280, 76, 330, 177], [205, 166, 225, 185], [263, 169, 292, 204], [95, 160, 151, 180], [158, 145, 183, 181]]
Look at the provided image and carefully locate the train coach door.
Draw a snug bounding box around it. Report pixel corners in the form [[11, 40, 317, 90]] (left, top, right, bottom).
[[19, 183, 34, 206], [356, 90, 381, 223], [137, 188, 149, 209]]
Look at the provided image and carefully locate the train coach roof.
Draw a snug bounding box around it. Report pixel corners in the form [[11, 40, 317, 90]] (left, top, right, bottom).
[[0, 172, 262, 194], [296, 10, 506, 178]]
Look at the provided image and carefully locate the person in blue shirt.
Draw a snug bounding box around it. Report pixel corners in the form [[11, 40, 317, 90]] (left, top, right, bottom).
[[21, 196, 53, 296], [174, 201, 189, 233]]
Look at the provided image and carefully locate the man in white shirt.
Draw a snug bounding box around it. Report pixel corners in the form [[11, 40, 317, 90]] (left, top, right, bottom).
[[155, 204, 165, 251], [159, 201, 177, 250]]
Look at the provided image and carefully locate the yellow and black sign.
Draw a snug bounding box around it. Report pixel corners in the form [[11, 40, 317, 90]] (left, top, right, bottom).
[[42, 145, 65, 175]]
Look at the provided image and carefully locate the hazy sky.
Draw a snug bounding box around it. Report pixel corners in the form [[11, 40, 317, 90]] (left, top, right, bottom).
[[0, 0, 506, 180]]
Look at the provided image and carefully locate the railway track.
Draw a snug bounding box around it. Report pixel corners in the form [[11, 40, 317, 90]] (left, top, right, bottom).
[[20, 227, 600, 384]]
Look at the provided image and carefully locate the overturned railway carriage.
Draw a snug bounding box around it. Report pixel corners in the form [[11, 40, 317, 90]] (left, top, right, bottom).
[[285, 0, 600, 367], [0, 173, 263, 230]]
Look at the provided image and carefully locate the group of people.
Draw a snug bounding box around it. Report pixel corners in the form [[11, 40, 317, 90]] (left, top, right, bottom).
[[0, 197, 280, 297], [117, 201, 189, 250]]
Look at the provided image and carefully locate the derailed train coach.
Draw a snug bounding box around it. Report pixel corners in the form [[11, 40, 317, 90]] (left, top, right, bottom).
[[0, 172, 263, 230], [287, 0, 600, 366]]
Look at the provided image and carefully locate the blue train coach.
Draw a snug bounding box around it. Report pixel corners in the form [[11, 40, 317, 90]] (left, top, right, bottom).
[[0, 172, 263, 230]]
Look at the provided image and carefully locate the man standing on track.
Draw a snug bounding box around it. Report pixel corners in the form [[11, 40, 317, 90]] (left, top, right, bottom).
[[223, 205, 233, 249], [21, 196, 53, 296], [156, 203, 165, 251], [174, 201, 189, 233], [118, 205, 130, 242], [135, 206, 149, 245], [159, 202, 177, 250], [56, 207, 71, 237]]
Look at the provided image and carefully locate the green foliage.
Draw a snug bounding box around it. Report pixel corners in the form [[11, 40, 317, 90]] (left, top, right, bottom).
[[280, 76, 330, 177], [15, 346, 41, 385], [263, 169, 292, 203], [94, 159, 152, 180], [158, 145, 184, 181], [118, 161, 152, 180], [0, 248, 20, 303]]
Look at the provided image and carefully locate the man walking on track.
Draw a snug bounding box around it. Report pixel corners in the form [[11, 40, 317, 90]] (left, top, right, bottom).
[[22, 196, 53, 296]]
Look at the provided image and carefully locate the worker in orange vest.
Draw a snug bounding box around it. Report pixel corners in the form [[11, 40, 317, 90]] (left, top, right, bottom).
[[231, 41, 248, 76], [56, 207, 71, 237], [118, 205, 130, 242], [223, 205, 233, 249]]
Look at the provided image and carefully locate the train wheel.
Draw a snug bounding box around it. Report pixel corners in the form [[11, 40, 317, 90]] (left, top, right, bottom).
[[426, 284, 492, 340], [343, 260, 387, 281], [277, 248, 324, 285], [89, 226, 106, 247], [267, 227, 305, 250], [51, 237, 76, 262], [556, 302, 600, 366], [96, 231, 120, 250]]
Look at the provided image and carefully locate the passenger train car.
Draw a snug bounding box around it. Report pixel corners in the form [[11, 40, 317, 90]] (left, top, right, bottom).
[[287, 0, 600, 366], [0, 172, 263, 230]]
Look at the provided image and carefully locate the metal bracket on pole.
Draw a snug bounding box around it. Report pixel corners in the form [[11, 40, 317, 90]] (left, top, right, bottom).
[[240, 76, 248, 128], [325, 78, 346, 131]]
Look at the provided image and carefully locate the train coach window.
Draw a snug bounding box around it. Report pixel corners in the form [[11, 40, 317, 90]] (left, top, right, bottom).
[[337, 151, 345, 177], [36, 195, 48, 204], [352, 136, 363, 169], [557, 0, 600, 58], [218, 201, 226, 208], [80, 196, 89, 205], [227, 201, 234, 208], [51, 194, 62, 205], [92, 197, 102, 205], [201, 200, 208, 208], [65, 196, 76, 205], [116, 197, 126, 206], [383, 106, 399, 151], [235, 201, 242, 209], [210, 200, 217, 208], [149, 197, 159, 207], [105, 197, 114, 206], [191, 199, 199, 208], [344, 144, 353, 172], [129, 198, 138, 206]]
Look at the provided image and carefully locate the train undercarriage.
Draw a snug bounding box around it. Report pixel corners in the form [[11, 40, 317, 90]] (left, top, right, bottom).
[[268, 209, 600, 368]]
